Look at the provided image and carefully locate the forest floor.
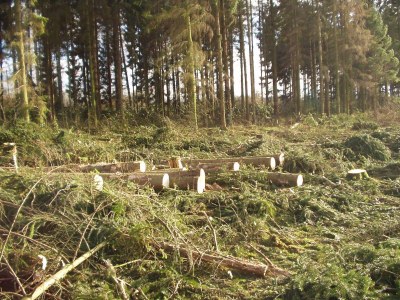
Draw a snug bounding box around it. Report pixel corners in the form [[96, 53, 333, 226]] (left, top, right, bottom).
[[0, 110, 400, 299]]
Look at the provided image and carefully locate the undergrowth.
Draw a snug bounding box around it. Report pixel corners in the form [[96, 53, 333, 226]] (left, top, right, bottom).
[[0, 113, 399, 299]]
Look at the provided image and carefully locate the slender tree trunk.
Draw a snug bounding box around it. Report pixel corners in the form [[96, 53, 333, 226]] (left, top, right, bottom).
[[44, 37, 55, 122], [112, 4, 123, 118], [186, 14, 198, 130], [214, 0, 226, 129], [238, 12, 246, 113], [105, 28, 113, 110], [220, 0, 232, 125], [270, 0, 278, 118], [56, 50, 64, 120], [119, 26, 132, 108], [333, 2, 340, 114], [317, 2, 325, 115], [15, 0, 30, 122], [229, 29, 235, 113], [246, 0, 256, 123]]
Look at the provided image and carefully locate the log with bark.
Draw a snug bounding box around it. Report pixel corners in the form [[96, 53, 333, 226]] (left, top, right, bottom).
[[197, 161, 240, 173], [79, 161, 146, 173], [154, 241, 289, 278], [272, 153, 285, 166], [266, 172, 303, 187], [102, 172, 170, 191], [182, 156, 277, 170], [147, 169, 206, 193], [50, 161, 146, 173]]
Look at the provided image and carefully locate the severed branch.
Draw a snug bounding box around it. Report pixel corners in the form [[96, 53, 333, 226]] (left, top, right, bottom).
[[153, 242, 289, 278], [104, 259, 129, 300], [22, 241, 107, 300]]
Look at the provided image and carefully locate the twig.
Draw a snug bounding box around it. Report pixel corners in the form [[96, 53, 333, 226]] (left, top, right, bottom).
[[202, 211, 219, 252], [103, 259, 129, 300], [248, 243, 274, 266], [168, 279, 182, 299], [0, 175, 45, 260], [3, 255, 27, 295], [22, 241, 107, 300], [72, 201, 109, 260]]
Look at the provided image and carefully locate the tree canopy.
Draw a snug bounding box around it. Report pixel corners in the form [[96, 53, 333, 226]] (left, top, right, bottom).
[[0, 0, 399, 128]]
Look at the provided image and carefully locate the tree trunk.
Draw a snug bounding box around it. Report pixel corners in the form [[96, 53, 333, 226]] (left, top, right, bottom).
[[15, 0, 30, 122], [317, 1, 325, 115], [246, 0, 256, 123], [220, 0, 232, 125], [213, 0, 226, 129], [56, 49, 64, 120], [113, 3, 123, 117], [270, 0, 279, 118], [154, 241, 289, 278], [119, 26, 132, 108], [186, 14, 198, 130]]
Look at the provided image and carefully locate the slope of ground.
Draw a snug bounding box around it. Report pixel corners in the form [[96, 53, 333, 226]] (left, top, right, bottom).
[[0, 113, 399, 299]]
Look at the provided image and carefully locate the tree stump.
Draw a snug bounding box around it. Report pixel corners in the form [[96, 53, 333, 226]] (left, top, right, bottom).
[[346, 169, 369, 180]]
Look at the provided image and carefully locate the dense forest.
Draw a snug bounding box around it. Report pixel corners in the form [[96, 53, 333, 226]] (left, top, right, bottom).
[[0, 0, 399, 129]]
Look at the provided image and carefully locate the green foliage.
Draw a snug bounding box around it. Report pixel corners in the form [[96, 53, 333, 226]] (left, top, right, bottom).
[[285, 258, 376, 300], [344, 134, 391, 161], [352, 121, 379, 131]]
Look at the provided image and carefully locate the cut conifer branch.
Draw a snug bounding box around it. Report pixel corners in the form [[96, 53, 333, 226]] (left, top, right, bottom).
[[22, 241, 107, 300], [153, 242, 289, 278], [266, 172, 303, 187]]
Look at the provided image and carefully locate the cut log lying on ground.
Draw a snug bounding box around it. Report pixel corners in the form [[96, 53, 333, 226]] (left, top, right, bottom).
[[266, 172, 303, 187], [154, 241, 289, 278], [346, 169, 369, 180], [272, 153, 285, 166], [148, 169, 206, 193], [197, 162, 240, 173], [79, 161, 146, 173], [51, 161, 146, 173], [158, 157, 184, 169], [182, 156, 277, 170], [102, 172, 170, 191]]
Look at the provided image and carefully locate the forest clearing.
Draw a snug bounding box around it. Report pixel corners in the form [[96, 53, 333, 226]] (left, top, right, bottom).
[[1, 0, 400, 299], [0, 111, 399, 299]]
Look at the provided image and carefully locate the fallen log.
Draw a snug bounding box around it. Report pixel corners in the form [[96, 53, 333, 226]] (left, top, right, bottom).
[[272, 153, 285, 166], [182, 156, 276, 170], [154, 242, 289, 278], [346, 169, 369, 180], [266, 172, 303, 187], [79, 161, 146, 173], [150, 169, 206, 193], [197, 162, 240, 173], [102, 172, 170, 191], [22, 241, 107, 300], [51, 161, 146, 173]]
